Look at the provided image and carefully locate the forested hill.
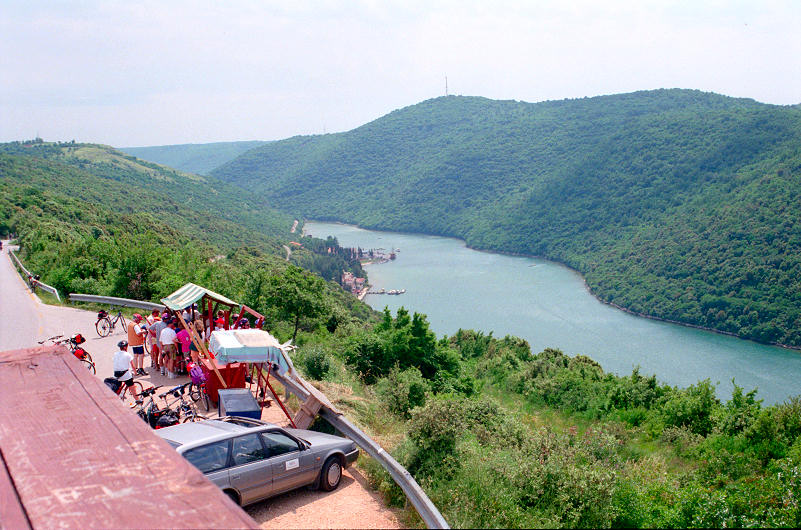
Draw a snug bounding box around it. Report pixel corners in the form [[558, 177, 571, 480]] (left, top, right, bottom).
[[0, 140, 369, 315], [121, 140, 267, 175], [211, 89, 801, 347]]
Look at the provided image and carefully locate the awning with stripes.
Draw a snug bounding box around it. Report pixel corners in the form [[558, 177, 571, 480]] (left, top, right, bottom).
[[160, 282, 239, 311]]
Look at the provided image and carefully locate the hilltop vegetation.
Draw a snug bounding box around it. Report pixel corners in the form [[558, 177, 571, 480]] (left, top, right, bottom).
[[121, 140, 267, 175], [211, 90, 801, 347]]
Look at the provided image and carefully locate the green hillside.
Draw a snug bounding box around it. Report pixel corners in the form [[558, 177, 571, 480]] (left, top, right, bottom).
[[0, 140, 364, 299], [121, 140, 267, 175], [211, 90, 801, 347]]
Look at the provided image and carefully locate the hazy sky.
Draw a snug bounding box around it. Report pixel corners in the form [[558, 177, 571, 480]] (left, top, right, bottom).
[[2, 1, 799, 147]]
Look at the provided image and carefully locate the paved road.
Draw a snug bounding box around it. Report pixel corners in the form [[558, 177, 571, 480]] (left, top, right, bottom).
[[0, 242, 402, 529]]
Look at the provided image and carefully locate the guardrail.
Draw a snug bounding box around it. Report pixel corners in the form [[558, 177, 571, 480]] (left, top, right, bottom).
[[68, 293, 165, 312], [9, 249, 61, 303], [270, 370, 450, 529]]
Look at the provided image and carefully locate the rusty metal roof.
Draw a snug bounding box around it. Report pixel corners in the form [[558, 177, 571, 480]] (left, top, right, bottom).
[[0, 344, 258, 529]]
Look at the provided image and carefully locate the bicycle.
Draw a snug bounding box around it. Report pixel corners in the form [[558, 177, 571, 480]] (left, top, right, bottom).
[[39, 334, 96, 374], [134, 386, 181, 429], [160, 382, 207, 423], [95, 309, 126, 337], [188, 380, 211, 412], [116, 377, 144, 403]]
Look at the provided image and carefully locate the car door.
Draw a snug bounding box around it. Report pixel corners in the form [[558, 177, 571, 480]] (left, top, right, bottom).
[[228, 433, 272, 505], [181, 439, 231, 489], [261, 430, 316, 495]]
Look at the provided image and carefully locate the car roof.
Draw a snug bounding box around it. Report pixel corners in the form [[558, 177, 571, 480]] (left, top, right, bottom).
[[155, 417, 279, 447]]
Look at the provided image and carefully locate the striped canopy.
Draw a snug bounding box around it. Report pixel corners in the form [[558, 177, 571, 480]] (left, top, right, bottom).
[[160, 282, 239, 311]]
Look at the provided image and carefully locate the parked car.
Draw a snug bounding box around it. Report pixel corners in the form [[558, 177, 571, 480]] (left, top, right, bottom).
[[155, 416, 359, 506]]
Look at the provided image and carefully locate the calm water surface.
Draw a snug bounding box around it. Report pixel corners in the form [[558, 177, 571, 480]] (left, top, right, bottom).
[[305, 221, 801, 405]]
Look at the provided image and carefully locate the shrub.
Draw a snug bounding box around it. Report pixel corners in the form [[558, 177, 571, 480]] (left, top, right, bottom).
[[297, 347, 331, 381], [376, 366, 429, 419]]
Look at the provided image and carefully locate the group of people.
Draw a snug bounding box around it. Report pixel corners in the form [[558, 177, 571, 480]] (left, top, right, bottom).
[[111, 305, 260, 395]]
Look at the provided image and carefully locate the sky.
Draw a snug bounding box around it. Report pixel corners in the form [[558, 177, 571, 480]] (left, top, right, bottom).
[[1, 0, 800, 147]]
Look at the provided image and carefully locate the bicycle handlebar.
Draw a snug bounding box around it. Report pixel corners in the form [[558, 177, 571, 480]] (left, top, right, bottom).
[[158, 382, 191, 399]]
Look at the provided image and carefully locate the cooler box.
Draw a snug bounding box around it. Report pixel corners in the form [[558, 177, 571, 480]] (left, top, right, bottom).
[[218, 389, 261, 420]]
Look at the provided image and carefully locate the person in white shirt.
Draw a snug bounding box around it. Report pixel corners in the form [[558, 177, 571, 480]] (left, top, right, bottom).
[[159, 318, 179, 378], [112, 340, 139, 401]]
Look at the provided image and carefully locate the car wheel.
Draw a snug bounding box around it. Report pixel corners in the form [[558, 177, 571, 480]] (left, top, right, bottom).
[[320, 456, 342, 491], [224, 490, 240, 506]]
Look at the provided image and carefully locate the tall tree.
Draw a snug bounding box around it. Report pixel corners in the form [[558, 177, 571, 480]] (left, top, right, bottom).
[[266, 265, 327, 341]]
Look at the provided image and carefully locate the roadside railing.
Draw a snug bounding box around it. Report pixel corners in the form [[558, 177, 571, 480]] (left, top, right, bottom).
[[68, 293, 164, 312], [9, 249, 61, 303]]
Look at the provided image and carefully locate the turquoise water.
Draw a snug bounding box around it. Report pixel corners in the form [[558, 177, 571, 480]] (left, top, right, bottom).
[[305, 221, 801, 405]]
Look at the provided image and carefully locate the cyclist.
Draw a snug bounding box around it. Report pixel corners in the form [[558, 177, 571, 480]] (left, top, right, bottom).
[[113, 340, 140, 402]]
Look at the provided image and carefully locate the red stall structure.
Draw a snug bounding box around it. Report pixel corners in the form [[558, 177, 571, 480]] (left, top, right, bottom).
[[159, 283, 298, 426]]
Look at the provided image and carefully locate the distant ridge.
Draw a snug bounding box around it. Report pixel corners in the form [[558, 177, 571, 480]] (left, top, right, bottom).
[[121, 140, 267, 175], [210, 89, 801, 347]]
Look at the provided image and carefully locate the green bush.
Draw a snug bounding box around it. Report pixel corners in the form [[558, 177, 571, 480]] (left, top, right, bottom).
[[296, 347, 332, 381], [376, 366, 429, 419]]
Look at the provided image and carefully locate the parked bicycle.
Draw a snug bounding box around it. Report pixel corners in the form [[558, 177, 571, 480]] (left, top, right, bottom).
[[160, 382, 207, 423], [187, 362, 210, 412], [134, 386, 180, 429], [38, 334, 96, 374], [188, 379, 211, 412], [95, 309, 126, 337]]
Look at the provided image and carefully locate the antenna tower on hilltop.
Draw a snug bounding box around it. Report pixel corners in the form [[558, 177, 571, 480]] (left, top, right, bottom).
[[445, 76, 449, 96]]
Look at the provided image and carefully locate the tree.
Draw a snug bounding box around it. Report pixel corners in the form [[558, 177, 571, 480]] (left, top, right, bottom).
[[266, 265, 327, 341]]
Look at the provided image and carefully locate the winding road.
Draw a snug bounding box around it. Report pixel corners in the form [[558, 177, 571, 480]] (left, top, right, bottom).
[[0, 241, 402, 529]]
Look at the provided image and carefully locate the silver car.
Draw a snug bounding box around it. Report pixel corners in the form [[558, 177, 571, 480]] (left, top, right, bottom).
[[155, 416, 359, 506]]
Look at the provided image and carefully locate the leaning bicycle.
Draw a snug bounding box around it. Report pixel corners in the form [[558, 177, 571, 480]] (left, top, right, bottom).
[[95, 309, 126, 337], [38, 333, 96, 374]]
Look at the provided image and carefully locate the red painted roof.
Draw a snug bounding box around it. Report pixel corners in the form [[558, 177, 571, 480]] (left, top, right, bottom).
[[0, 345, 258, 529]]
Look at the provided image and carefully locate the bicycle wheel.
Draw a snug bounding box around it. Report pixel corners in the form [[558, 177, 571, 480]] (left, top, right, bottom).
[[83, 351, 94, 364], [81, 359, 96, 374], [96, 317, 112, 337], [143, 338, 150, 355], [119, 314, 127, 330], [121, 381, 144, 402], [189, 385, 210, 412], [182, 412, 207, 423]]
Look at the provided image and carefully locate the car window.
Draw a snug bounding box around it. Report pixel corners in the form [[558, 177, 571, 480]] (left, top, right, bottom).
[[183, 440, 230, 474], [231, 434, 267, 466], [261, 431, 300, 458]]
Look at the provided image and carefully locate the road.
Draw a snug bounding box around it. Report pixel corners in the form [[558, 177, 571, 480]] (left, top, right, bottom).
[[0, 241, 402, 529]]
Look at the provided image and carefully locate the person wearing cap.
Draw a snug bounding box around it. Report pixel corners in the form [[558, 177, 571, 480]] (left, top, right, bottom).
[[113, 340, 140, 401], [127, 313, 148, 376]]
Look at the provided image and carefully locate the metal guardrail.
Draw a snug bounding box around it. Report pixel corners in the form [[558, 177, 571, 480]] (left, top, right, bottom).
[[9, 249, 61, 303], [69, 293, 164, 311], [270, 371, 450, 529]]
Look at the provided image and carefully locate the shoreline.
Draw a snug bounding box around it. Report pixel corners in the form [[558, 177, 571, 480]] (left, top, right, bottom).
[[303, 219, 801, 354]]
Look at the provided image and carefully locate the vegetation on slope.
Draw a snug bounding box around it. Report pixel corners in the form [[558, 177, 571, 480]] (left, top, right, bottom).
[[0, 140, 363, 299], [121, 140, 267, 175], [211, 90, 801, 347], [3, 138, 800, 528]]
